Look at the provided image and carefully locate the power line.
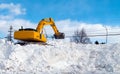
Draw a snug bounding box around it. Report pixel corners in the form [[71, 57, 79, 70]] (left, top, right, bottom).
[[65, 33, 120, 38]]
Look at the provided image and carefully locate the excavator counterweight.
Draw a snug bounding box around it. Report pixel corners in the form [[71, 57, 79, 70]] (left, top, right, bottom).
[[14, 18, 65, 43]]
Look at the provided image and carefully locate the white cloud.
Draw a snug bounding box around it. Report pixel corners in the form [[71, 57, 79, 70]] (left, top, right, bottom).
[[55, 19, 106, 35], [0, 19, 35, 33], [55, 19, 120, 43], [0, 15, 14, 19], [0, 3, 26, 15], [0, 3, 34, 37], [0, 3, 26, 20]]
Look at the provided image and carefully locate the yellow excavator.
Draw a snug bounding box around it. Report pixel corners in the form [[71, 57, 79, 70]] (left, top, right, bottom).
[[14, 18, 65, 44]]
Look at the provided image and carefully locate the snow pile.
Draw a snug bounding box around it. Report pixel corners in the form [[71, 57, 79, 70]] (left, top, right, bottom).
[[0, 39, 120, 74]]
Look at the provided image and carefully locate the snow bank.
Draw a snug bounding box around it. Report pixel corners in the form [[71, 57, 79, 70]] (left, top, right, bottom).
[[0, 39, 120, 74]]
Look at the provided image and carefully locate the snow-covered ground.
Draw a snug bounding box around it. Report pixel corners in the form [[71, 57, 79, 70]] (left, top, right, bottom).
[[0, 39, 120, 74]]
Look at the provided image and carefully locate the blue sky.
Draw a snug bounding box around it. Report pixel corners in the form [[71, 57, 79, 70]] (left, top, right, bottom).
[[0, 0, 120, 25]]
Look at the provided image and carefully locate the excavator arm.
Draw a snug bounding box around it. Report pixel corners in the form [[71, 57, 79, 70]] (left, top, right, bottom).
[[36, 18, 65, 39]]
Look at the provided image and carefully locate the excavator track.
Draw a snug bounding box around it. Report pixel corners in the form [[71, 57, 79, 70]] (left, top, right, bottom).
[[15, 41, 52, 46]]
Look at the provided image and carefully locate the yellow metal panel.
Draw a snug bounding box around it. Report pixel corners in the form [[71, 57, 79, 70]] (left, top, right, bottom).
[[14, 31, 47, 42]]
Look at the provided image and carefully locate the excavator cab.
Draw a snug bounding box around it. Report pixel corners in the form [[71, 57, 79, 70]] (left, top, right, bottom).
[[14, 26, 47, 42]]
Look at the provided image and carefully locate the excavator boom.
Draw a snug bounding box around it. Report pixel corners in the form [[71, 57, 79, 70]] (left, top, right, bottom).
[[36, 18, 64, 39]]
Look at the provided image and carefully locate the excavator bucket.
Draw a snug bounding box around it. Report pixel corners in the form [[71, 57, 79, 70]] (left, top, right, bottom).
[[54, 33, 65, 39]]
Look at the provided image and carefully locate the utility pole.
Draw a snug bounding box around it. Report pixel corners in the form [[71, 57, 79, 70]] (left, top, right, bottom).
[[104, 26, 108, 44], [7, 25, 13, 42]]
